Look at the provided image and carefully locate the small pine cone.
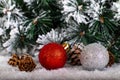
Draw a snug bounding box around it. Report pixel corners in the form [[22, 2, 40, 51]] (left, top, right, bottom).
[[68, 44, 82, 65], [18, 54, 36, 72], [107, 51, 115, 67], [8, 54, 19, 67]]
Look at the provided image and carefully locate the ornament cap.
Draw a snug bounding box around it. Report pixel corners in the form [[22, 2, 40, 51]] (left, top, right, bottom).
[[62, 42, 70, 53]]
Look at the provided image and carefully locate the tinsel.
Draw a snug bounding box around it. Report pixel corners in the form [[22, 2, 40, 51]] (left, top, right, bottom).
[[36, 28, 67, 49]]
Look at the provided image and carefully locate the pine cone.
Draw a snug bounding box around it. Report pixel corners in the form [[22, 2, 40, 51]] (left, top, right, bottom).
[[18, 54, 36, 72], [8, 54, 19, 67], [68, 44, 82, 65], [107, 51, 115, 67]]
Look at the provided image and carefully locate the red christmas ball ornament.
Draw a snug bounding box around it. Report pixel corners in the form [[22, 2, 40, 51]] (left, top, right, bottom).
[[38, 42, 67, 70]]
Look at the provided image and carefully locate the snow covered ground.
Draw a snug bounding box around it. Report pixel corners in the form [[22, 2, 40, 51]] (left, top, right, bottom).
[[0, 55, 120, 80]]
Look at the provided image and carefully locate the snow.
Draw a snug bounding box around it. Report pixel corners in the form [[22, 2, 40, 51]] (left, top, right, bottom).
[[0, 55, 120, 80], [61, 0, 88, 24]]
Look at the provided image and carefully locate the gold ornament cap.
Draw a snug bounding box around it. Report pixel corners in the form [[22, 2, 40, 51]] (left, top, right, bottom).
[[62, 42, 70, 53]]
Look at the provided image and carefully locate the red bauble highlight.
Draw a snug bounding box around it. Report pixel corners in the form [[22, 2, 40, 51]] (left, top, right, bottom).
[[38, 43, 67, 70]]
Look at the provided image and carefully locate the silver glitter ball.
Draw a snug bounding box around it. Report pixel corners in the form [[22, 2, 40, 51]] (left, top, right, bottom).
[[80, 43, 109, 70]]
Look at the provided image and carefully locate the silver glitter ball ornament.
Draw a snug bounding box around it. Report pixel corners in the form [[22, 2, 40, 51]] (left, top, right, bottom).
[[80, 43, 109, 70]]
